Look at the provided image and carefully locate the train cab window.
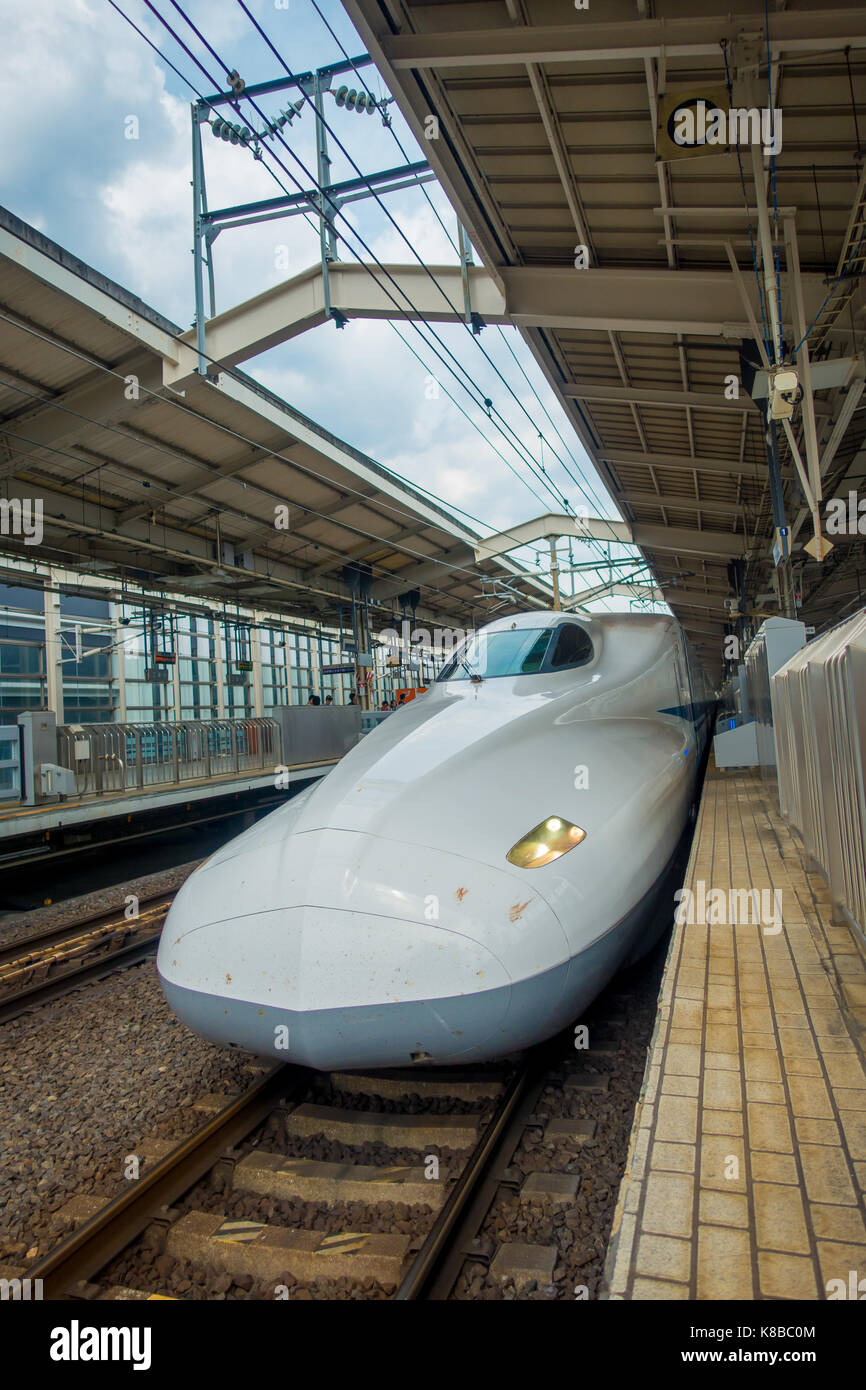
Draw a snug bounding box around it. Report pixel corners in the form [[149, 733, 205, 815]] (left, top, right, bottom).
[[549, 623, 593, 670], [437, 627, 554, 680]]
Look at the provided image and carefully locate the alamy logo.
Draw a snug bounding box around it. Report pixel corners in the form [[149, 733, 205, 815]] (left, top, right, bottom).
[[826, 1270, 866, 1299], [0, 1276, 42, 1300], [675, 881, 782, 934], [672, 101, 782, 157], [0, 497, 43, 545], [50, 1321, 151, 1371], [825, 491, 866, 535]]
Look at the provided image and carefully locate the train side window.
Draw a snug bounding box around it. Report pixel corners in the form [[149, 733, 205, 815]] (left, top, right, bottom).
[[520, 630, 554, 674], [549, 623, 593, 670]]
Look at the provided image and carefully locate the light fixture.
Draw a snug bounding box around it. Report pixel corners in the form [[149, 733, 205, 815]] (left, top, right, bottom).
[[506, 816, 586, 869]]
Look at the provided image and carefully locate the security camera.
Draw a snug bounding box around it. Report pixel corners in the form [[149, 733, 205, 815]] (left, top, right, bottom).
[[769, 368, 800, 420]]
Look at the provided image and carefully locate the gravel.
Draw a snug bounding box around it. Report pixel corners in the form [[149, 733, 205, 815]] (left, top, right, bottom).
[[0, 959, 257, 1262], [0, 864, 670, 1301], [452, 938, 668, 1300], [0, 860, 201, 951]]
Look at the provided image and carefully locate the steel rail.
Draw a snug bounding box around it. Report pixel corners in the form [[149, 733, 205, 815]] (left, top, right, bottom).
[[0, 896, 175, 972], [0, 929, 167, 1025], [395, 1044, 555, 1300], [24, 1064, 306, 1299]]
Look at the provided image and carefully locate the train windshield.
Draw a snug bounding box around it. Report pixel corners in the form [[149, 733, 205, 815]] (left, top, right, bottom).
[[437, 628, 552, 680], [437, 623, 594, 681]]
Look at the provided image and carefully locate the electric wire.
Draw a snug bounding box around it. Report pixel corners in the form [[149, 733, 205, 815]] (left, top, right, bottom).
[[0, 306, 577, 591], [101, 1, 640, 598], [231, 0, 619, 532], [154, 0, 592, 526], [112, 0, 611, 535]]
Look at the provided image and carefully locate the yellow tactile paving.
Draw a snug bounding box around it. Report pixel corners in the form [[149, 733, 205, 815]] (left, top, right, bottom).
[[605, 765, 866, 1301]]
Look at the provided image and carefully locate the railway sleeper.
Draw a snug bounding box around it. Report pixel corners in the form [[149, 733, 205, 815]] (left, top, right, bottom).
[[166, 1210, 410, 1286], [283, 1102, 480, 1150], [233, 1152, 446, 1209], [329, 1069, 506, 1103]]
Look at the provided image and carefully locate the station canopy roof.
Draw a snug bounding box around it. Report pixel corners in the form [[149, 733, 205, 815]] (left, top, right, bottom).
[[0, 207, 549, 632], [342, 0, 866, 669]]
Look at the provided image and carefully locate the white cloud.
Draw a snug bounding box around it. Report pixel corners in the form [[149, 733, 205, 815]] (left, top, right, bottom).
[[4, 0, 612, 569]]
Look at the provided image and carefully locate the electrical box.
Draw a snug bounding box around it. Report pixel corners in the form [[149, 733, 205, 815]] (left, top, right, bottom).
[[39, 763, 77, 798], [18, 710, 60, 805]]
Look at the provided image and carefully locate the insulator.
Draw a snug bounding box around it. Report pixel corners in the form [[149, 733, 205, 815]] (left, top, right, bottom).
[[345, 89, 357, 111], [229, 125, 240, 144], [211, 118, 224, 138], [335, 85, 348, 107], [220, 122, 231, 140], [356, 92, 367, 113], [366, 96, 377, 114]]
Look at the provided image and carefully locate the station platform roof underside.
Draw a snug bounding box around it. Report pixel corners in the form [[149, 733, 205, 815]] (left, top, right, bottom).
[[343, 0, 866, 662], [0, 208, 549, 633]]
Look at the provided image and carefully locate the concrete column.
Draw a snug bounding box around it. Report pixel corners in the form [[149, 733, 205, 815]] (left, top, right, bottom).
[[44, 570, 63, 722], [310, 635, 321, 703], [285, 629, 294, 705], [112, 604, 127, 722], [251, 612, 265, 717], [214, 618, 226, 718], [172, 649, 182, 723]]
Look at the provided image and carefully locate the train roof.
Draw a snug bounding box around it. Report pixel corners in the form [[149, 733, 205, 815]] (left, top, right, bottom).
[[482, 609, 677, 635]]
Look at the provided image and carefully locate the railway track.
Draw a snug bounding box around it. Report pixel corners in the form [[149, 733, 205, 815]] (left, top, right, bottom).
[[18, 1035, 599, 1302], [0, 895, 173, 1024]]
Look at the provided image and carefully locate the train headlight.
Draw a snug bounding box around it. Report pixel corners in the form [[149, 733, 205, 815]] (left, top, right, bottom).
[[506, 816, 586, 868]]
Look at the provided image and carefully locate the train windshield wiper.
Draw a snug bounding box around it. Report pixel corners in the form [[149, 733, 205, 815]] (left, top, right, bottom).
[[459, 656, 483, 683]]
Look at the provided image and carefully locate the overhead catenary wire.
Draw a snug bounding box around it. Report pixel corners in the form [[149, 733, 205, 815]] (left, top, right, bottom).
[[109, 0, 619, 536], [101, 0, 638, 599], [229, 0, 621, 537], [0, 389, 512, 605], [99, 7, 588, 551], [150, 0, 601, 530], [251, 0, 614, 525], [0, 306, 579, 592]]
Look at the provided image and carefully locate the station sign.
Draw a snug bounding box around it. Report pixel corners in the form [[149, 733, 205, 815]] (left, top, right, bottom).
[[322, 663, 355, 675]]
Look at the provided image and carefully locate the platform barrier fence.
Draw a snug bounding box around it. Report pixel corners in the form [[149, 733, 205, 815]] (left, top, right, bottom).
[[772, 608, 866, 935], [57, 717, 284, 797]]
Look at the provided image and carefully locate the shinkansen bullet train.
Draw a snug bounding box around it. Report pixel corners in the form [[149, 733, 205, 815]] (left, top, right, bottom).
[[158, 611, 713, 1069]]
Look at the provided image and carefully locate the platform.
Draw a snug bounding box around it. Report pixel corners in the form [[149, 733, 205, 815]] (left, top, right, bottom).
[[605, 764, 866, 1300], [0, 759, 337, 874], [0, 760, 335, 840]]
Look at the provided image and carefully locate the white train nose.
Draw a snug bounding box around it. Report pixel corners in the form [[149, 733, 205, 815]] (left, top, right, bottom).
[[157, 827, 573, 1068], [159, 905, 517, 1068]]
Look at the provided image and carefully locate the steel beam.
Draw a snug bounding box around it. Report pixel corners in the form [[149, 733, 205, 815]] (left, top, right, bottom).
[[378, 12, 866, 69], [472, 512, 746, 563], [566, 382, 831, 416], [162, 261, 831, 385], [617, 490, 747, 519], [599, 449, 790, 482]]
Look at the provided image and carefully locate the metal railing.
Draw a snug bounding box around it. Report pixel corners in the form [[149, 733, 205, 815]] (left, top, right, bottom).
[[772, 609, 866, 936], [57, 718, 282, 797]]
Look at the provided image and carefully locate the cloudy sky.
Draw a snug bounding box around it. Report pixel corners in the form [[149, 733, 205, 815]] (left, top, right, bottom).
[[3, 0, 630, 597]]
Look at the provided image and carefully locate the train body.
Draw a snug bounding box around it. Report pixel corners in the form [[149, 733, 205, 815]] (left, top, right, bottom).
[[157, 611, 713, 1069]]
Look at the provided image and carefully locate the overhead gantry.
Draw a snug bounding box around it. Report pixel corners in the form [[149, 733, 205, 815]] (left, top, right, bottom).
[[333, 0, 866, 678], [162, 259, 833, 388]]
